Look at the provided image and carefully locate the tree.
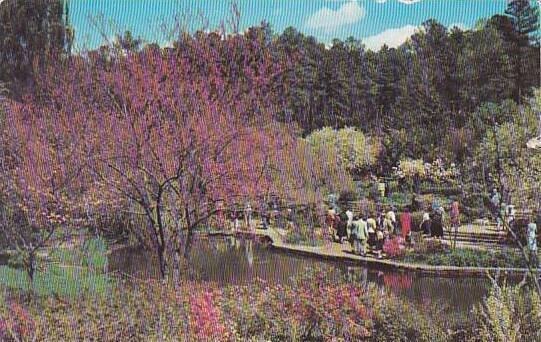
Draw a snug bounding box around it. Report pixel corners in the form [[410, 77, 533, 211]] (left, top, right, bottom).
[[457, 23, 514, 111], [304, 127, 381, 177], [468, 96, 541, 294], [0, 0, 73, 98], [503, 0, 540, 103], [113, 30, 143, 54], [1, 99, 87, 283], [4, 26, 344, 281]]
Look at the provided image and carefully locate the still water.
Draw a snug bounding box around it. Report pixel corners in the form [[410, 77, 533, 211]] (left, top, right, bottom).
[[109, 236, 504, 325]]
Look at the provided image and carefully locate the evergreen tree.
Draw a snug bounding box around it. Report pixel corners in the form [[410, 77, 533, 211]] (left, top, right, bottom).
[[0, 0, 73, 98], [504, 0, 540, 102]]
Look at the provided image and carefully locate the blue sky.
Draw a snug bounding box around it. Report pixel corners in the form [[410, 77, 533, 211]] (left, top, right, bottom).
[[69, 0, 509, 51]]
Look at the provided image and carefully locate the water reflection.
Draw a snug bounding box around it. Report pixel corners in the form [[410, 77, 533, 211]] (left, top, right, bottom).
[[109, 236, 503, 324]]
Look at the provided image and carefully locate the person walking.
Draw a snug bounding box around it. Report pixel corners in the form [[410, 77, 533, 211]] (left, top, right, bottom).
[[400, 207, 412, 243], [346, 208, 354, 238], [351, 215, 369, 256], [337, 212, 349, 244], [432, 207, 444, 239], [420, 212, 432, 236], [383, 211, 395, 236], [367, 215, 377, 249], [450, 201, 460, 248], [528, 217, 538, 268]]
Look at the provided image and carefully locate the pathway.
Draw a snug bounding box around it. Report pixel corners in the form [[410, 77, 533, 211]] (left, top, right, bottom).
[[214, 225, 539, 277]]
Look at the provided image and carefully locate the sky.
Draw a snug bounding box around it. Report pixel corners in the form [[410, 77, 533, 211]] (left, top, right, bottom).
[[68, 0, 510, 51]]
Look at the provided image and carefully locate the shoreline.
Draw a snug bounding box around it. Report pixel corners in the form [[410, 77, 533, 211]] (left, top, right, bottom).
[[200, 229, 539, 278]]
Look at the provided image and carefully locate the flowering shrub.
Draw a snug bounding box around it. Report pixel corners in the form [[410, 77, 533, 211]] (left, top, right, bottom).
[[412, 238, 449, 255], [394, 158, 459, 183], [189, 290, 229, 341], [0, 267, 462, 341], [305, 126, 381, 174], [0, 303, 35, 342], [383, 237, 406, 259]]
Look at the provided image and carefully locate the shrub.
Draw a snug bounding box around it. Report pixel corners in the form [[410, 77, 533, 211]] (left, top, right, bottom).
[[370, 295, 446, 342], [389, 192, 410, 208], [383, 237, 406, 259], [403, 247, 526, 268], [0, 303, 35, 342], [339, 189, 358, 204], [283, 225, 323, 247], [412, 238, 449, 255], [467, 282, 541, 342], [304, 127, 381, 175]]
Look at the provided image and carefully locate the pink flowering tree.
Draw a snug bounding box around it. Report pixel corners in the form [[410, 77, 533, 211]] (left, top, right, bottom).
[[4, 26, 326, 280], [1, 97, 89, 282]]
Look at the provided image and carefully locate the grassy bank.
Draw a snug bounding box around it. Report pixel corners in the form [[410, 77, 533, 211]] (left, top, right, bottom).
[[1, 267, 539, 342]]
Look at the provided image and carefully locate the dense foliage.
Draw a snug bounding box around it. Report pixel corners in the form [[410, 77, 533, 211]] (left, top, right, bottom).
[[0, 268, 446, 342], [0, 0, 73, 98], [304, 127, 381, 176]]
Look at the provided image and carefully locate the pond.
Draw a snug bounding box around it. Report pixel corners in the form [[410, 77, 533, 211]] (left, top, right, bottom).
[[108, 236, 510, 326]]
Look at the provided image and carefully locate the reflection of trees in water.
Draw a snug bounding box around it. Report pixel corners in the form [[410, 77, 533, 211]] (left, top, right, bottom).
[[110, 237, 500, 325], [245, 239, 254, 267], [382, 273, 413, 292]]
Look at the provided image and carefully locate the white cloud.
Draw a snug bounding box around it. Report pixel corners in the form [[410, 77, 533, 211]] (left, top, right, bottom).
[[398, 0, 422, 4], [305, 1, 366, 30], [375, 0, 422, 4], [363, 25, 418, 51]]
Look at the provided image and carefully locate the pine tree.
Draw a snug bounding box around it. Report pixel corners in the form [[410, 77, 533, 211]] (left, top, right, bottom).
[[0, 0, 73, 98], [504, 0, 540, 102]]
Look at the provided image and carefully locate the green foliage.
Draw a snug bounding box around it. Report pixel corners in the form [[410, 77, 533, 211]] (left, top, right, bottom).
[[403, 247, 527, 268], [0, 268, 432, 341], [304, 127, 381, 175], [371, 298, 446, 342], [283, 226, 323, 247], [0, 238, 111, 298], [0, 0, 72, 97], [468, 282, 541, 342], [469, 95, 541, 211]]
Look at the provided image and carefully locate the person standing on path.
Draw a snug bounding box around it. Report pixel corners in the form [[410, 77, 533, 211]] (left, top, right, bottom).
[[383, 211, 395, 237], [432, 208, 444, 239], [450, 201, 460, 248], [244, 202, 253, 231], [326, 208, 337, 243], [351, 215, 369, 256], [421, 212, 432, 236], [346, 209, 353, 237], [528, 217, 538, 268], [400, 207, 412, 243], [378, 180, 386, 199], [367, 215, 377, 249], [337, 212, 349, 244]]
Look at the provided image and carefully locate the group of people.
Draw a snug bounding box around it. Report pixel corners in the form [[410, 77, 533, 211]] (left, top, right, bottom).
[[326, 206, 416, 259], [326, 201, 461, 258], [216, 200, 300, 232]]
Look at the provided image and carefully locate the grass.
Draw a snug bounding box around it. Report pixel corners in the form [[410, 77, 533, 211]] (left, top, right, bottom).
[[0, 237, 112, 298], [402, 247, 528, 268], [283, 227, 324, 247]]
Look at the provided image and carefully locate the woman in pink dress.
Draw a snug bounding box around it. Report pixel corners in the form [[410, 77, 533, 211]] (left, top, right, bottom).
[[400, 207, 412, 243]]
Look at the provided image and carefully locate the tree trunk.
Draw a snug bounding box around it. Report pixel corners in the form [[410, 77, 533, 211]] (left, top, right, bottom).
[[157, 244, 167, 279], [26, 252, 35, 285]]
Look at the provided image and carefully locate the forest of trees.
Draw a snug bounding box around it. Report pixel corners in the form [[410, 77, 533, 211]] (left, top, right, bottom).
[[0, 0, 539, 171]]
